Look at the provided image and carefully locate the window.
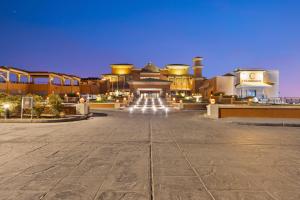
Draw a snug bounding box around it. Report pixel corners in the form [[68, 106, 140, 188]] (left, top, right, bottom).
[[247, 90, 256, 97]]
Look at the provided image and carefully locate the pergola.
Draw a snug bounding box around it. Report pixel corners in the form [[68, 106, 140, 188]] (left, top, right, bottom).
[[0, 66, 80, 85], [0, 66, 31, 83]]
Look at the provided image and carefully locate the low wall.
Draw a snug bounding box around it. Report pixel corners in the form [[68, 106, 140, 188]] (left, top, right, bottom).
[[89, 103, 121, 109], [62, 105, 77, 115], [207, 104, 300, 119], [183, 103, 208, 110]]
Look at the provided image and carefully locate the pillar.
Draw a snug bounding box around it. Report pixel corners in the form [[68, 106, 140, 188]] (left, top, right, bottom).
[[17, 74, 21, 82], [61, 78, 64, 85], [7, 71, 10, 82], [193, 57, 204, 78], [49, 76, 53, 85]]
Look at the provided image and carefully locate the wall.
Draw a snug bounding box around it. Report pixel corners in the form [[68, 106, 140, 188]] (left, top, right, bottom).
[[220, 107, 300, 118], [89, 103, 120, 109], [111, 65, 133, 75], [264, 70, 280, 98], [169, 76, 192, 91], [216, 76, 235, 95], [207, 104, 300, 119]]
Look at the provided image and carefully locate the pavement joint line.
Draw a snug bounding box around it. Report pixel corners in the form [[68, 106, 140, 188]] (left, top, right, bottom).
[[167, 129, 216, 200], [149, 118, 155, 200], [265, 190, 280, 200]]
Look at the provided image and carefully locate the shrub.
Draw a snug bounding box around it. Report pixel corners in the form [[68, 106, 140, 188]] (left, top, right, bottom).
[[67, 93, 78, 97], [48, 94, 63, 117], [0, 95, 22, 117], [26, 94, 45, 118]]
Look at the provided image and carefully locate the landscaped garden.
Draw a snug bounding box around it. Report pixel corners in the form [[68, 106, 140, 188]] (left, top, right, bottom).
[[0, 93, 74, 119]]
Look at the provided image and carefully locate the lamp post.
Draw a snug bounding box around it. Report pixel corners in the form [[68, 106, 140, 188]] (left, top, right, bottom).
[[3, 104, 10, 120]]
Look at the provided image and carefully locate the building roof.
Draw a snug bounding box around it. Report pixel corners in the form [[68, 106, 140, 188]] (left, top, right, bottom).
[[0, 66, 80, 79], [223, 73, 235, 76], [235, 82, 272, 88], [141, 62, 160, 73], [110, 63, 134, 66], [81, 77, 100, 80], [166, 64, 189, 66], [234, 68, 266, 72]]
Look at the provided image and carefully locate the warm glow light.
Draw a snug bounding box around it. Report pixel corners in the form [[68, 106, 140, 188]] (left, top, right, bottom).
[[3, 104, 10, 109]]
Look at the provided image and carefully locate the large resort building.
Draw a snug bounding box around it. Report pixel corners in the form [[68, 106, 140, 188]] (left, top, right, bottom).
[[0, 56, 280, 99], [101, 57, 204, 97]]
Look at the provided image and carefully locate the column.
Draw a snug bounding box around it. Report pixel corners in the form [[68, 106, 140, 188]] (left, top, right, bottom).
[[60, 78, 64, 85], [17, 74, 21, 82], [6, 71, 10, 82], [49, 76, 53, 85]]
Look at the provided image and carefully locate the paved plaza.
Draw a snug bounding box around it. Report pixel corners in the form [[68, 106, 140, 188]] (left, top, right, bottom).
[[0, 111, 300, 200]]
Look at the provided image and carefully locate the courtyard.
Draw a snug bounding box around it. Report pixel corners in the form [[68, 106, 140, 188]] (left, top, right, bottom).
[[0, 111, 300, 200]]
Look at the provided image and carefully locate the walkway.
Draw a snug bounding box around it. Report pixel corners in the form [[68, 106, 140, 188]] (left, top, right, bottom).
[[0, 111, 299, 199]]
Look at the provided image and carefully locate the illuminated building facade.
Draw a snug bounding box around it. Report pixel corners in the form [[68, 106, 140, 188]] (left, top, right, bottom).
[[1, 58, 280, 100], [101, 57, 205, 96], [200, 68, 279, 99]]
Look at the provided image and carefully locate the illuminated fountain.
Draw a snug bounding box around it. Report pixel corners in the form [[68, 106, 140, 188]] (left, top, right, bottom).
[[129, 95, 169, 114]]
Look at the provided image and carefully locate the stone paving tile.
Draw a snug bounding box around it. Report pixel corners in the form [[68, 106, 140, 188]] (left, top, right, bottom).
[[101, 150, 149, 192], [154, 176, 211, 200], [196, 165, 300, 191], [0, 164, 73, 192], [0, 142, 47, 165], [68, 158, 113, 177], [267, 190, 300, 200], [152, 143, 194, 176], [95, 191, 149, 200], [43, 176, 103, 200], [210, 191, 274, 200], [0, 190, 46, 200]]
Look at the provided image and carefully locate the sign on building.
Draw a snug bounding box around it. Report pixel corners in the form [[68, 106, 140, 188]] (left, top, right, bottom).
[[240, 71, 264, 83]]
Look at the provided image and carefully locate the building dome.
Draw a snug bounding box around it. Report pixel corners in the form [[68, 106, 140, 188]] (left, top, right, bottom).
[[141, 62, 160, 73]]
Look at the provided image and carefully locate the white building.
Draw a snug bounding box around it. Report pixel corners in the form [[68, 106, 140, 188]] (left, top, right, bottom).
[[201, 68, 280, 99], [234, 68, 279, 98]]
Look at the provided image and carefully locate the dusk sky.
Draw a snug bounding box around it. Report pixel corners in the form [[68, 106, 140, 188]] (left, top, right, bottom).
[[0, 0, 299, 96]]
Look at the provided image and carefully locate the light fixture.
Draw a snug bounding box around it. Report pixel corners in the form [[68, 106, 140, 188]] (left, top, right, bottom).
[[129, 107, 134, 113], [3, 104, 9, 109]]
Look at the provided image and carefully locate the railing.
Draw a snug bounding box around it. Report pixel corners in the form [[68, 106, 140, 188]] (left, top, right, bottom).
[[260, 97, 300, 105], [0, 81, 33, 84]]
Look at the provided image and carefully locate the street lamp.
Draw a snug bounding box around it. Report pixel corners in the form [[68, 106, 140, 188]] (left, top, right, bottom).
[[3, 104, 10, 120]]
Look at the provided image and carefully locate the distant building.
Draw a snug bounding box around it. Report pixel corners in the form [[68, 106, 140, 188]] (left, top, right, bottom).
[[100, 57, 205, 97], [1, 58, 280, 99], [200, 68, 279, 99]]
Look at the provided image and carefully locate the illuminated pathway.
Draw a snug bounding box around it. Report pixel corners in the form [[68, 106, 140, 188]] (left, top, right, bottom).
[[129, 96, 169, 114]]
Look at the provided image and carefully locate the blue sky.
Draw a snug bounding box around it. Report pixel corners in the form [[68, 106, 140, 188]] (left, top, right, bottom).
[[0, 0, 300, 96]]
